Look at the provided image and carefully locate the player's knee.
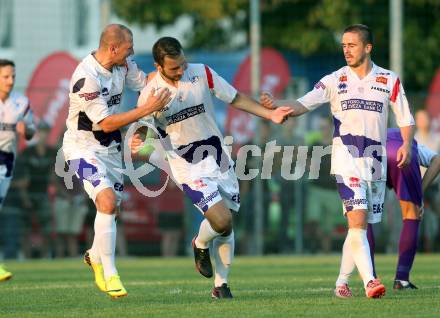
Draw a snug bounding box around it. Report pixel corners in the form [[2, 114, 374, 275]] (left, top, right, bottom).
[[211, 215, 232, 235], [95, 190, 117, 214], [96, 199, 116, 214], [401, 202, 422, 220]]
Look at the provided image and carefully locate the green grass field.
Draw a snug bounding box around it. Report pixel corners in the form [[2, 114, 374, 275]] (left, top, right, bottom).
[[1, 254, 439, 318]]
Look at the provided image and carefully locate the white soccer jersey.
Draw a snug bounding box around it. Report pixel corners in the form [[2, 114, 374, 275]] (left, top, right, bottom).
[[298, 63, 414, 181], [63, 53, 146, 158], [0, 91, 35, 178], [138, 63, 237, 183]]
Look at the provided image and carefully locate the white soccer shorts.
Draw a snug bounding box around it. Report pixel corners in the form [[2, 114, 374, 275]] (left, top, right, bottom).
[[65, 152, 124, 206], [335, 175, 386, 224], [181, 168, 240, 214]]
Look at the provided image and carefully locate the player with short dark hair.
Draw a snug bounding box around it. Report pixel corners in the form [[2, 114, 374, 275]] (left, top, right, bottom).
[[130, 36, 292, 299], [261, 24, 415, 298], [0, 59, 36, 281]]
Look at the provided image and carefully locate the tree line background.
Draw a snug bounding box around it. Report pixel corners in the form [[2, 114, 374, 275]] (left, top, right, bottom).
[[112, 0, 440, 93]]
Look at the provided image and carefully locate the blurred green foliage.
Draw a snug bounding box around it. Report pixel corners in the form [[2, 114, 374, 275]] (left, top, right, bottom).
[[112, 0, 440, 91]]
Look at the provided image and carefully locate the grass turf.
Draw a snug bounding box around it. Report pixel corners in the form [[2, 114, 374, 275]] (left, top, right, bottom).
[[0, 254, 439, 317]]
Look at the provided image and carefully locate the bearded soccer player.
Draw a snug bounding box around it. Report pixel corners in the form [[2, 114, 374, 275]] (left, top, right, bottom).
[[61, 24, 170, 298], [0, 59, 35, 281], [130, 37, 292, 299], [261, 24, 415, 298]]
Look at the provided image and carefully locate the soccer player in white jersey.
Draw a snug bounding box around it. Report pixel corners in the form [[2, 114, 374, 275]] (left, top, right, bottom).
[[261, 24, 415, 298], [0, 59, 35, 281], [61, 24, 171, 298], [130, 37, 293, 298]]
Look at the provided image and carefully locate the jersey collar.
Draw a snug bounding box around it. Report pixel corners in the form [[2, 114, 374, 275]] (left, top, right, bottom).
[[86, 52, 113, 77], [347, 62, 377, 82]]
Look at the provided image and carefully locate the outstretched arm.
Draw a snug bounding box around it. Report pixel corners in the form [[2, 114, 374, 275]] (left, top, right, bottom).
[[422, 155, 440, 192], [230, 92, 293, 124], [260, 92, 309, 117]]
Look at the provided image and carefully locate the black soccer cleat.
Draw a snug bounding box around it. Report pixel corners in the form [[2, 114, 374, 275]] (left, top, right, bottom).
[[192, 236, 213, 278], [211, 283, 233, 299], [393, 280, 418, 290]]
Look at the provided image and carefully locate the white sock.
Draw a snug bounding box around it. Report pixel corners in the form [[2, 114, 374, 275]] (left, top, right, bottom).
[[94, 211, 117, 280], [89, 235, 101, 264], [335, 236, 355, 287], [213, 231, 235, 287], [347, 228, 375, 287], [195, 219, 220, 249]]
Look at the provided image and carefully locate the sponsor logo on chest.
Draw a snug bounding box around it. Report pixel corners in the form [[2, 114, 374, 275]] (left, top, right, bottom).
[[341, 99, 384, 113], [166, 104, 206, 125], [371, 86, 390, 94], [338, 82, 347, 94], [375, 76, 388, 85], [106, 94, 122, 107]]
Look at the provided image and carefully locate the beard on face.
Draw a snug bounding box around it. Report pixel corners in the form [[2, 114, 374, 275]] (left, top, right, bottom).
[[347, 52, 367, 68], [160, 69, 182, 82]]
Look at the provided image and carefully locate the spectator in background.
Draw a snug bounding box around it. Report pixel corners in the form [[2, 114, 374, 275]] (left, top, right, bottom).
[[53, 164, 89, 258], [304, 115, 344, 253], [415, 110, 440, 151], [414, 109, 440, 251], [20, 122, 57, 258]]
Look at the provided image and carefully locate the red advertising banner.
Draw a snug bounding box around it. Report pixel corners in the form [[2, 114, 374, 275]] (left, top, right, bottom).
[[225, 48, 291, 153], [26, 52, 79, 146]]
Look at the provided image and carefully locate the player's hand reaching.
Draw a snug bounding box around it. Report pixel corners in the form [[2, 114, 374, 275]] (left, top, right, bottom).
[[270, 107, 294, 124], [140, 87, 172, 115], [396, 143, 412, 168], [16, 121, 26, 138], [129, 133, 144, 154], [260, 92, 275, 109]]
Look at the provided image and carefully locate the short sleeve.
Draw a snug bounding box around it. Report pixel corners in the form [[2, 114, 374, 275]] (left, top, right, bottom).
[[19, 97, 36, 132], [71, 76, 110, 124], [23, 106, 36, 132], [204, 65, 237, 104], [125, 56, 147, 91], [418, 143, 437, 168], [297, 75, 333, 111], [389, 77, 415, 127], [137, 84, 156, 125]]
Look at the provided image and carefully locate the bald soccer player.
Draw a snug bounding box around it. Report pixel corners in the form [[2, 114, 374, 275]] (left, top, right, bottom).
[[61, 24, 171, 298]]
